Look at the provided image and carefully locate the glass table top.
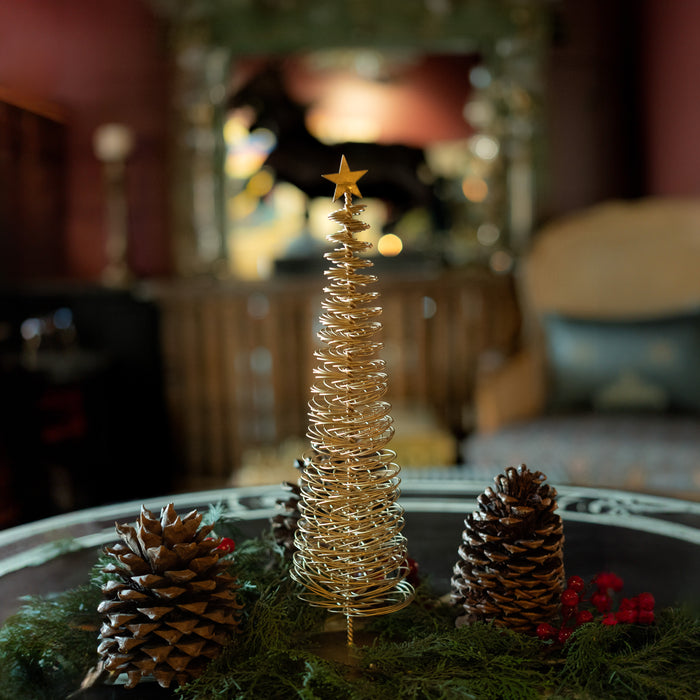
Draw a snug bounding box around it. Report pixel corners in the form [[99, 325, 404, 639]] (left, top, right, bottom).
[[1, 477, 699, 625]]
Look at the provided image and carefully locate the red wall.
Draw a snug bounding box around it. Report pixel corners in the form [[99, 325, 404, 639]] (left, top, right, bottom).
[[642, 0, 700, 195], [0, 0, 171, 281], [535, 0, 700, 223], [1, 0, 698, 283], [542, 0, 643, 218]]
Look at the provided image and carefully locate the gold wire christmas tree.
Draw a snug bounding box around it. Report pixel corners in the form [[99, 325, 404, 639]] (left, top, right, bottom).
[[291, 155, 414, 648]]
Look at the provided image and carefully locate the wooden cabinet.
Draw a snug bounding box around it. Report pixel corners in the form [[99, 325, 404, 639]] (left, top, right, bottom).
[[0, 98, 67, 281], [155, 270, 521, 489]]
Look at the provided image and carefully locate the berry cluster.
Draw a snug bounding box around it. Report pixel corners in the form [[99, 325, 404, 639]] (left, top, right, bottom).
[[213, 536, 237, 555], [536, 572, 655, 643], [406, 557, 421, 587]]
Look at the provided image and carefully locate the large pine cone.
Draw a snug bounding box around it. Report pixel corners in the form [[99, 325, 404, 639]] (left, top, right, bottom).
[[451, 464, 565, 633], [97, 504, 242, 688]]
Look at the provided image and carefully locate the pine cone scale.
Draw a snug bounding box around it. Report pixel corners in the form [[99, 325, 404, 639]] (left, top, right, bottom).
[[133, 658, 156, 671], [107, 612, 139, 627], [189, 579, 217, 592], [164, 569, 197, 583], [136, 606, 172, 620], [164, 619, 198, 634], [153, 628, 183, 644], [131, 573, 164, 587], [126, 622, 158, 636], [141, 645, 172, 663], [115, 637, 145, 653]]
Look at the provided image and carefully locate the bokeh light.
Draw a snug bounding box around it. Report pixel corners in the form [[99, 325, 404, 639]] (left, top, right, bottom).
[[477, 223, 500, 246], [377, 233, 403, 257], [461, 176, 488, 202]]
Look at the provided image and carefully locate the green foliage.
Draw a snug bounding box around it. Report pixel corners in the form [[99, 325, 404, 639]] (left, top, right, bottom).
[[364, 581, 457, 640], [0, 531, 698, 700], [358, 624, 551, 700], [203, 501, 248, 542], [89, 549, 118, 589], [0, 586, 101, 700], [556, 608, 700, 699]]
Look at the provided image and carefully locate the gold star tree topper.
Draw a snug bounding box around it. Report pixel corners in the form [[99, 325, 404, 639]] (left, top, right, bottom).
[[322, 155, 367, 201]]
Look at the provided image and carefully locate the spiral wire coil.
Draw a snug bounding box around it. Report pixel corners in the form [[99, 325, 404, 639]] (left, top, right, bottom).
[[291, 194, 414, 636]]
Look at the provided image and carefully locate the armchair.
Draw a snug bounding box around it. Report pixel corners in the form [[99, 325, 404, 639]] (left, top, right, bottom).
[[462, 198, 700, 499]]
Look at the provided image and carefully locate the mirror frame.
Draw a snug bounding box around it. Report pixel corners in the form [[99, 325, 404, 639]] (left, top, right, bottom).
[[152, 0, 552, 277]]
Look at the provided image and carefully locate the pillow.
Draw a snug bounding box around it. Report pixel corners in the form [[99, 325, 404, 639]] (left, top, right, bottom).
[[543, 311, 700, 413]]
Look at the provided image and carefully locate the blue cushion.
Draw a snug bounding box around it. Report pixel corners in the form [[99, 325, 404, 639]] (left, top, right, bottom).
[[463, 413, 700, 496], [543, 311, 700, 413]]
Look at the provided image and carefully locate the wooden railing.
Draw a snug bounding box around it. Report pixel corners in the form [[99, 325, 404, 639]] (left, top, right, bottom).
[[154, 269, 520, 489]]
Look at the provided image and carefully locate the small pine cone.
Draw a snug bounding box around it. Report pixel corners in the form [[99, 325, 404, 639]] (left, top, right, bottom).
[[271, 480, 302, 556], [451, 464, 565, 634], [97, 504, 243, 689]]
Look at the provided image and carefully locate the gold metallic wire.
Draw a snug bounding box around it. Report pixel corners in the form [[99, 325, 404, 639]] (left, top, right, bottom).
[[291, 193, 414, 629]]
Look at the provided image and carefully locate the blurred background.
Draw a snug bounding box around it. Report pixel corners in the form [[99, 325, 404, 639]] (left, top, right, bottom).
[[0, 0, 698, 527]]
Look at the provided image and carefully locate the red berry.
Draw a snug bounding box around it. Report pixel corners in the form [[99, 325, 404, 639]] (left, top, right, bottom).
[[636, 592, 655, 611], [609, 574, 624, 592], [602, 613, 618, 626], [619, 597, 637, 611], [406, 557, 420, 586], [557, 626, 574, 644], [591, 591, 612, 612], [593, 572, 611, 589], [536, 623, 557, 641], [637, 609, 655, 624], [576, 610, 594, 625], [616, 609, 638, 624], [594, 572, 624, 592], [567, 575, 585, 593], [215, 537, 236, 554], [561, 590, 580, 608]]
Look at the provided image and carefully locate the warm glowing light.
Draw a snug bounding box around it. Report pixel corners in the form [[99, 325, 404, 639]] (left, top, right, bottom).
[[305, 75, 389, 144], [470, 134, 499, 161], [228, 191, 258, 221], [462, 176, 488, 202], [93, 123, 134, 163], [247, 169, 275, 197], [307, 108, 381, 144], [224, 122, 277, 179], [377, 233, 403, 257], [223, 114, 250, 143], [463, 99, 494, 128], [227, 183, 308, 279]]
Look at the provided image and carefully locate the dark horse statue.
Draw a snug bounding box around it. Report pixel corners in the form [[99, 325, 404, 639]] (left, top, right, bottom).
[[227, 63, 446, 233]]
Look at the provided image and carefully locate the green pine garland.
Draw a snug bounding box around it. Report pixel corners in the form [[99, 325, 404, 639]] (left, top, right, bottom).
[[0, 513, 698, 700], [0, 587, 102, 699]]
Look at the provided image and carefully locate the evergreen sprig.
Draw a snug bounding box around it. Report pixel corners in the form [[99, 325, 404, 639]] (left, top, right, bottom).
[[0, 531, 698, 699], [556, 607, 700, 699], [359, 624, 551, 700], [0, 586, 101, 700], [363, 580, 457, 640]]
